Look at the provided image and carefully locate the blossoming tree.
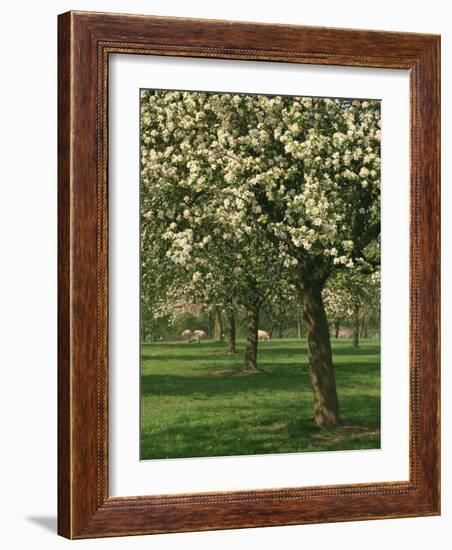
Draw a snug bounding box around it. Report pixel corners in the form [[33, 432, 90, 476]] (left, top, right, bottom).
[[323, 269, 381, 347], [141, 90, 289, 372], [140, 89, 381, 426]]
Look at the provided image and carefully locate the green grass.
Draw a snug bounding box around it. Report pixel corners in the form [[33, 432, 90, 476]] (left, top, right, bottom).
[[140, 338, 380, 460]]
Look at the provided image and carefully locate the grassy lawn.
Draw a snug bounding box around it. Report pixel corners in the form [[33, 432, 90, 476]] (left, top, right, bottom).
[[140, 338, 380, 460]]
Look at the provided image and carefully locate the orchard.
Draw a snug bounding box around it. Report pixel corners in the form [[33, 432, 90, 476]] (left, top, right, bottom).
[[140, 89, 381, 427]]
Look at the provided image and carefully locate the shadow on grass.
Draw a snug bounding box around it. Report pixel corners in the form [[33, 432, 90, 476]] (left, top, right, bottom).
[[141, 369, 312, 399], [142, 341, 379, 365], [141, 360, 379, 399], [287, 408, 381, 444], [140, 403, 381, 460], [142, 352, 238, 363], [255, 344, 379, 358], [287, 428, 381, 452], [140, 340, 381, 458]]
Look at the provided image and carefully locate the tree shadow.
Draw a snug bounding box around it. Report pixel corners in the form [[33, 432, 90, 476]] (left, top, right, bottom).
[[141, 369, 312, 399], [286, 405, 381, 449], [141, 359, 379, 400], [141, 341, 380, 365], [141, 352, 238, 363], [331, 347, 381, 357], [140, 340, 381, 459], [140, 400, 381, 460]]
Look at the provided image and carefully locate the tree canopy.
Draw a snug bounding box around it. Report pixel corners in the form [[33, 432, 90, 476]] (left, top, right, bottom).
[[140, 89, 381, 426]]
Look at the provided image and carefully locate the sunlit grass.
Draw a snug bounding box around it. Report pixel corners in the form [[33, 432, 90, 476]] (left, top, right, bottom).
[[140, 338, 380, 460]]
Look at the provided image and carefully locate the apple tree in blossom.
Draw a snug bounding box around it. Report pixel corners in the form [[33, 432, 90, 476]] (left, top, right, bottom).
[[140, 89, 380, 426]]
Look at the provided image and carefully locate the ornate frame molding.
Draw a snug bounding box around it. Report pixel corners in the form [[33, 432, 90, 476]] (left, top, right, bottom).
[[58, 11, 440, 538]]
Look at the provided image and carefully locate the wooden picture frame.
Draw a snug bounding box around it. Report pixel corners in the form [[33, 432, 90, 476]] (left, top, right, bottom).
[[58, 10, 440, 539]]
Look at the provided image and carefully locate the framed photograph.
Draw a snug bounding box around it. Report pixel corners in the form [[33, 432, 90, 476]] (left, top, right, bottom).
[[58, 11, 440, 538]]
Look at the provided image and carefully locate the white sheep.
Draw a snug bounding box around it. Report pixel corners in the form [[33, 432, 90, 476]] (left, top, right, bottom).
[[181, 329, 192, 342], [193, 329, 207, 341], [258, 330, 271, 341]]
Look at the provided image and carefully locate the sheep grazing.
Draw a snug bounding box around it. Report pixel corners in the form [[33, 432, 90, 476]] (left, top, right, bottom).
[[181, 329, 192, 342], [181, 329, 207, 344], [257, 330, 271, 341]]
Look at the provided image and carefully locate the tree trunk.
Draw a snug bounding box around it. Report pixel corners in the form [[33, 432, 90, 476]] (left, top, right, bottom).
[[353, 303, 360, 349], [334, 320, 340, 339], [243, 304, 259, 372], [208, 312, 214, 340], [227, 309, 236, 354], [360, 319, 368, 339], [278, 322, 283, 339], [301, 282, 340, 427], [141, 321, 145, 343], [214, 308, 223, 341], [268, 322, 276, 340], [296, 312, 302, 338]]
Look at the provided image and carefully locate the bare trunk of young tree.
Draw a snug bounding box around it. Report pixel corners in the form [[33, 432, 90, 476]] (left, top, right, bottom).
[[334, 320, 340, 339], [360, 319, 368, 339], [300, 282, 340, 427], [278, 322, 283, 339], [214, 308, 223, 341], [208, 312, 214, 340], [227, 309, 236, 354], [353, 303, 360, 349], [296, 311, 302, 339], [268, 322, 276, 340], [243, 304, 259, 372]]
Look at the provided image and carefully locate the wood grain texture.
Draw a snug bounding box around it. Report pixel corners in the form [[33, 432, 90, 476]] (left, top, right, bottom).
[[57, 10, 440, 539], [57, 11, 72, 538]]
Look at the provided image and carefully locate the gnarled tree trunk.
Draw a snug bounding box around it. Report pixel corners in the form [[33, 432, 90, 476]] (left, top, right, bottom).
[[243, 304, 259, 372], [226, 309, 236, 354], [301, 282, 340, 427]]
